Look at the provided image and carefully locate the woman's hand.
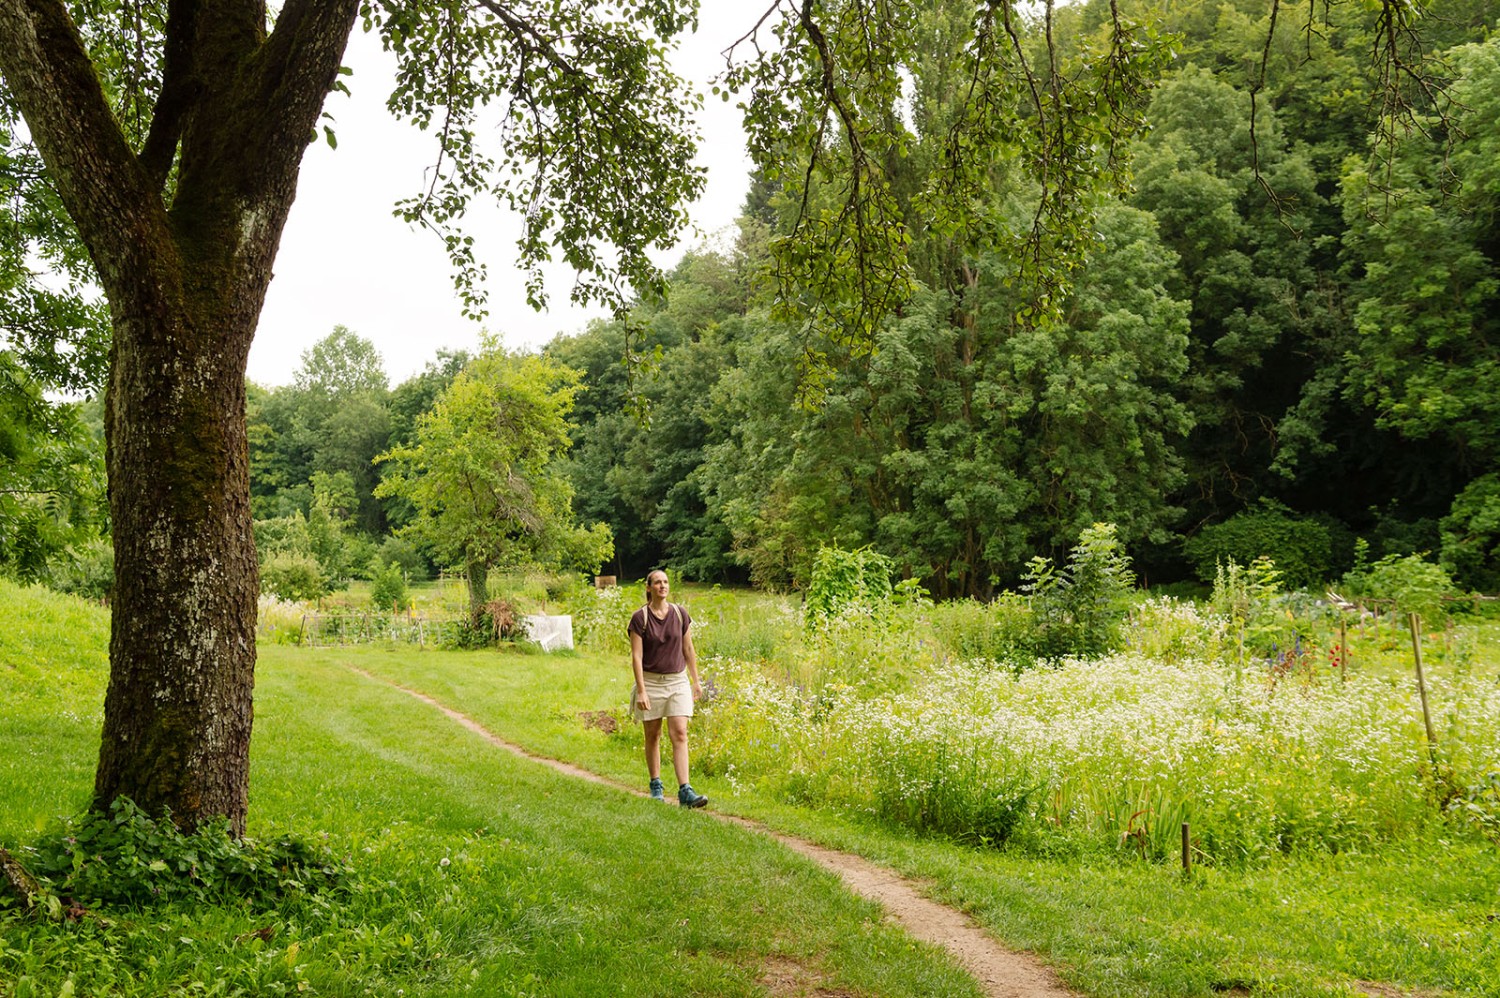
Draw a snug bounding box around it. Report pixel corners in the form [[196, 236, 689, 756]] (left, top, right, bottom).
[[691, 679, 703, 701], [635, 690, 651, 712]]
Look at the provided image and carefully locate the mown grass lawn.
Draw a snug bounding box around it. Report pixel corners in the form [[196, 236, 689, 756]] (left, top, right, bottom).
[[0, 582, 985, 998]]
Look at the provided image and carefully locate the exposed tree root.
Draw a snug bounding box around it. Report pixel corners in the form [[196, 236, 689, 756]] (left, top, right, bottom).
[[0, 846, 42, 916]]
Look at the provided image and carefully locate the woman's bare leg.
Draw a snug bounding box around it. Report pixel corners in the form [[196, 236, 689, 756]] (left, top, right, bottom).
[[667, 715, 691, 786], [643, 718, 664, 780]]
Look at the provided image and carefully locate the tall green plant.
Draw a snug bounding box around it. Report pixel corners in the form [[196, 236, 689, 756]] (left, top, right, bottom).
[[1022, 523, 1136, 661], [1211, 556, 1283, 676], [369, 561, 410, 612], [804, 546, 896, 626], [1360, 553, 1458, 624]]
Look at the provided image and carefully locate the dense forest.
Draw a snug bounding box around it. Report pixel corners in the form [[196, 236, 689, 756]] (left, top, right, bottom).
[[5, 0, 1499, 600]]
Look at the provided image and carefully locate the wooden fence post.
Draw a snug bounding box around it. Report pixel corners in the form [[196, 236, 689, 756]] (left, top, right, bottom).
[[1338, 618, 1347, 683], [1408, 613, 1439, 766]]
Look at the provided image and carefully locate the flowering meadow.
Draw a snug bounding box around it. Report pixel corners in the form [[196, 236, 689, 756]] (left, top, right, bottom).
[[685, 595, 1500, 866]]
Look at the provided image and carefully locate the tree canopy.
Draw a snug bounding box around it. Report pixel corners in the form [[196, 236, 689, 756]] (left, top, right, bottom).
[[376, 344, 611, 618]]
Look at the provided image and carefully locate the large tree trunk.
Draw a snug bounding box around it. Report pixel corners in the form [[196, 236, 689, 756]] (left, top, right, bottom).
[[0, 0, 359, 835], [93, 295, 260, 834]]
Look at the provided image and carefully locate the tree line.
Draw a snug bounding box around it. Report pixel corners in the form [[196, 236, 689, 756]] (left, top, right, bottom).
[[7, 0, 1498, 608], [554, 0, 1500, 597]]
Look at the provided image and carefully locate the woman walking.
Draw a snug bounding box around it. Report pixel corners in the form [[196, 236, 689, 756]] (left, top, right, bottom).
[[629, 569, 708, 807]]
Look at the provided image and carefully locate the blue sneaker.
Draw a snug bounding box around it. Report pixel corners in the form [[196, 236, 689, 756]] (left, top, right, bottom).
[[649, 778, 665, 801], [678, 783, 708, 809]]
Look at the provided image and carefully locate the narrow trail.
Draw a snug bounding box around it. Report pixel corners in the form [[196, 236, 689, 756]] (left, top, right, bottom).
[[346, 666, 1080, 998]]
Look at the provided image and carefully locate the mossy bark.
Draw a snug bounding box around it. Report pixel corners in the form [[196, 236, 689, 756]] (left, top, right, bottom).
[[0, 0, 360, 835], [466, 559, 491, 625]]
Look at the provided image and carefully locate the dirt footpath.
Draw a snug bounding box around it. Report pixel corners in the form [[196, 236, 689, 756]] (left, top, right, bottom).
[[348, 667, 1079, 998]]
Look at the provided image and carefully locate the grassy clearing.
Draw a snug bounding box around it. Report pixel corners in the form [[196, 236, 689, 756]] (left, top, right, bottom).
[[0, 581, 986, 998], [9, 577, 1500, 996], [337, 583, 1500, 997]]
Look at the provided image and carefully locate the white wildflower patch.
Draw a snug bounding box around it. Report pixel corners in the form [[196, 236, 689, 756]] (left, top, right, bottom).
[[256, 594, 311, 644], [696, 645, 1500, 863]]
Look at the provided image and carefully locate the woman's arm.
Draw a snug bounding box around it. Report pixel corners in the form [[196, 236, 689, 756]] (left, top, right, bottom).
[[683, 626, 703, 700], [630, 630, 650, 711]]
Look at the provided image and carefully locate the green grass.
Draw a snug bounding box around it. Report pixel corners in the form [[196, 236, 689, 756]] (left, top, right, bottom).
[[0, 581, 986, 998], [9, 578, 1500, 996], [0, 583, 109, 831]]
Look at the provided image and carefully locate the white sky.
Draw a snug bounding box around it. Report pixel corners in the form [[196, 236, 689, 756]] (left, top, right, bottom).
[[249, 8, 756, 389]]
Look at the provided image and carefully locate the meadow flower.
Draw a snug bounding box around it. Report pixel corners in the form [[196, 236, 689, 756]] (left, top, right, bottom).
[[696, 626, 1499, 860]]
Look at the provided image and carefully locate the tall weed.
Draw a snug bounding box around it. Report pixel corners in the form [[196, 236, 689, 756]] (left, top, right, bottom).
[[1022, 522, 1135, 662]]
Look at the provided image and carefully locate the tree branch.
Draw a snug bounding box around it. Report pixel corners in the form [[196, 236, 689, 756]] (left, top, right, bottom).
[[137, 0, 205, 191], [246, 0, 360, 178], [474, 0, 580, 76], [0, 0, 168, 272]]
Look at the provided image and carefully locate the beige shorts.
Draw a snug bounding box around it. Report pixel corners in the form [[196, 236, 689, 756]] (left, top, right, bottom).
[[631, 671, 694, 721]]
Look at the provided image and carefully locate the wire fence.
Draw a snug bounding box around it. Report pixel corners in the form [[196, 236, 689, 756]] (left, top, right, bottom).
[[292, 610, 468, 648]]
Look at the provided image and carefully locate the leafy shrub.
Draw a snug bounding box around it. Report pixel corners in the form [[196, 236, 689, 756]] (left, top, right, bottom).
[[437, 597, 524, 648], [1023, 523, 1135, 661], [1184, 500, 1335, 589], [45, 538, 113, 601], [1441, 474, 1500, 592], [261, 550, 327, 601], [1352, 553, 1458, 623], [24, 797, 350, 908], [804, 545, 894, 626], [368, 560, 410, 611]]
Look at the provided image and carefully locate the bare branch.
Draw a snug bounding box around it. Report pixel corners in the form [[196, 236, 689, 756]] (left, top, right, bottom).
[[138, 0, 203, 191]]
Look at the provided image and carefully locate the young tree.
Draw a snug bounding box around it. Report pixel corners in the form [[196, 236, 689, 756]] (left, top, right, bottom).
[[376, 347, 611, 621], [0, 0, 702, 834]]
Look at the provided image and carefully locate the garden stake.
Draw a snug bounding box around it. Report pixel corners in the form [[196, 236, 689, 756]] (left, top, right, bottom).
[[1181, 822, 1191, 874], [1408, 613, 1439, 766], [1338, 618, 1347, 683]]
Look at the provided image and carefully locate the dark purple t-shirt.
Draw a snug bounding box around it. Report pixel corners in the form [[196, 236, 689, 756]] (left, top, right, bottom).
[[629, 603, 693, 674]]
